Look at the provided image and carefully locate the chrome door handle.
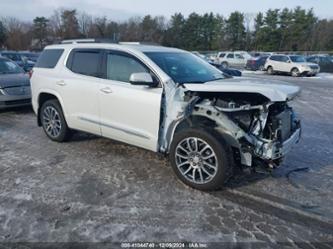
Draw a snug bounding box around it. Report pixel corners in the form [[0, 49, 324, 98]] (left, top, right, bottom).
[[100, 87, 113, 94], [56, 80, 66, 86]]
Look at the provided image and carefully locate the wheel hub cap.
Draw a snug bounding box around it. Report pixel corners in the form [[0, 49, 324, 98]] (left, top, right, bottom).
[[175, 137, 218, 184], [42, 106, 62, 138]]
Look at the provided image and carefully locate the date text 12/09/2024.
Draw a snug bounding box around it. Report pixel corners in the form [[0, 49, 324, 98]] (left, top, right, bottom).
[[121, 242, 208, 248]]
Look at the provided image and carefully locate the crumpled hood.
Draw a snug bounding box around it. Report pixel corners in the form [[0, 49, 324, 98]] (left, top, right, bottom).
[[184, 78, 301, 101], [0, 73, 30, 88]]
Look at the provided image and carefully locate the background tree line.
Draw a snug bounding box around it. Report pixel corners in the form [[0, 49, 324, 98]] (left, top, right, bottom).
[[0, 6, 332, 52]]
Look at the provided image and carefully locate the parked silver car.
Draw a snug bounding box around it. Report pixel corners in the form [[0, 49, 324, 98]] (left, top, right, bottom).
[[214, 51, 252, 69], [0, 57, 31, 109], [265, 55, 320, 77]]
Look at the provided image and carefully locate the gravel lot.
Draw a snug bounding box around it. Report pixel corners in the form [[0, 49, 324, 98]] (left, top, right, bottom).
[[0, 73, 333, 247]]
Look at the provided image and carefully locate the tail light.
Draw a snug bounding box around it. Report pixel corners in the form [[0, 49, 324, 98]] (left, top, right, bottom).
[[28, 70, 33, 79]]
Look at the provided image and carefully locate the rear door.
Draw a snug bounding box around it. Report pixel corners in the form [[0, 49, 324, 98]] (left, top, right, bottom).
[[59, 48, 103, 135], [226, 53, 236, 67], [272, 56, 284, 71], [234, 53, 245, 67], [98, 50, 163, 151], [280, 55, 291, 72]]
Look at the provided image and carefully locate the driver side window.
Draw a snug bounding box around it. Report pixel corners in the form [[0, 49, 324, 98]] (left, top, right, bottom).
[[106, 53, 149, 83]]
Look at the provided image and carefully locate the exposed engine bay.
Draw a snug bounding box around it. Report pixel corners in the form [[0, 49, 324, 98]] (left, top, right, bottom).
[[160, 81, 301, 169]]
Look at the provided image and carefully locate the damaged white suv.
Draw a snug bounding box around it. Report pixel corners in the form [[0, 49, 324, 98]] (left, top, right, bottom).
[[31, 41, 301, 190]]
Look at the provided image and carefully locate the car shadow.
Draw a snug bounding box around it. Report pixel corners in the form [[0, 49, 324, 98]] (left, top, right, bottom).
[[0, 105, 33, 114], [69, 131, 101, 143]]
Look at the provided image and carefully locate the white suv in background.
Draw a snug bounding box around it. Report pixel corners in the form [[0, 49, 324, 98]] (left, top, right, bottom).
[[265, 54, 320, 77], [31, 40, 301, 191], [214, 51, 252, 69]]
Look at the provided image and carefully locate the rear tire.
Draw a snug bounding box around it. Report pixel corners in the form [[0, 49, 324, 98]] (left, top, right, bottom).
[[267, 66, 274, 75], [169, 128, 234, 191], [40, 99, 72, 142]]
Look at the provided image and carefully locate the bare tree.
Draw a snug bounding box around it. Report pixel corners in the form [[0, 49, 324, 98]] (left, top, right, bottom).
[[78, 12, 93, 38]]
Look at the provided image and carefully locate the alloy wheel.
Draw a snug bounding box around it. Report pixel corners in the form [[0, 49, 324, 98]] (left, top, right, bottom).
[[175, 137, 218, 184], [42, 106, 62, 138]]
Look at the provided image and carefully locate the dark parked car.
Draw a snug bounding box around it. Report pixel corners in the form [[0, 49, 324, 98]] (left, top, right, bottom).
[[19, 51, 40, 63], [215, 65, 242, 77], [0, 51, 34, 72], [0, 57, 31, 109], [245, 56, 269, 71], [307, 55, 333, 73]]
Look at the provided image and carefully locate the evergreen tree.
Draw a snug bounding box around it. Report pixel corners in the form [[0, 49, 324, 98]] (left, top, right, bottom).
[[225, 11, 246, 50], [33, 17, 49, 49], [0, 21, 7, 48]]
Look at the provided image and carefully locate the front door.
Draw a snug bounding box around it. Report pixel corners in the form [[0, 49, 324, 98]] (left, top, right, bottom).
[[99, 50, 163, 151]]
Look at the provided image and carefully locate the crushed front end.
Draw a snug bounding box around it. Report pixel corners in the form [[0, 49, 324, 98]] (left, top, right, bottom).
[[182, 92, 301, 168]]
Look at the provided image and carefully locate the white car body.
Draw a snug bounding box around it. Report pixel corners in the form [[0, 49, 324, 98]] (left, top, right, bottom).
[[31, 41, 302, 189], [214, 51, 252, 68], [265, 54, 320, 76]]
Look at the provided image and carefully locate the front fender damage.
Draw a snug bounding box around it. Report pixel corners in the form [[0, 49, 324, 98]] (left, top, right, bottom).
[[159, 83, 301, 168]]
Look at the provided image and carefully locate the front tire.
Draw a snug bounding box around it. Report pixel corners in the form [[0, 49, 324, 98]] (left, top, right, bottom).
[[40, 99, 71, 142], [169, 128, 233, 191], [291, 68, 300, 77]]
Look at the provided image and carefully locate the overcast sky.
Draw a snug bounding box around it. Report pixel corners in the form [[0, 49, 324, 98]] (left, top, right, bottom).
[[1, 0, 332, 21]]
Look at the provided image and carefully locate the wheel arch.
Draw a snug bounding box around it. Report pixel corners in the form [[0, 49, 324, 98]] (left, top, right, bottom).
[[166, 114, 239, 154], [37, 91, 65, 126], [291, 67, 299, 72]]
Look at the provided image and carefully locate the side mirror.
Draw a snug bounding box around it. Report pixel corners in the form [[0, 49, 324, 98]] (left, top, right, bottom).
[[287, 60, 291, 63], [129, 72, 156, 87]]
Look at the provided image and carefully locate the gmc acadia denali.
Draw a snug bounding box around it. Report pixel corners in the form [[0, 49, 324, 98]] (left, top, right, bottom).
[[31, 40, 301, 190]]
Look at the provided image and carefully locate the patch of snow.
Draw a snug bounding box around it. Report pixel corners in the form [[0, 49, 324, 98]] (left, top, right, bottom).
[[317, 73, 333, 79], [13, 193, 32, 201], [242, 70, 266, 75]]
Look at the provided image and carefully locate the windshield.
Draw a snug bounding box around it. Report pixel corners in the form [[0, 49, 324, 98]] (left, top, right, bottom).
[[290, 55, 306, 63], [145, 52, 224, 84], [0, 59, 24, 74], [3, 53, 22, 61]]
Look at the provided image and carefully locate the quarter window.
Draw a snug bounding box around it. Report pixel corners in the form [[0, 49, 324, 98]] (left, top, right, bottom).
[[35, 49, 64, 68], [270, 55, 278, 61], [106, 53, 149, 83]]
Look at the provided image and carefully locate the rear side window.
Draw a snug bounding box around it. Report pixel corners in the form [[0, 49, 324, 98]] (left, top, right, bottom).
[[35, 49, 64, 68], [227, 54, 234, 59], [281, 56, 289, 62], [66, 49, 102, 77], [235, 54, 243, 59]]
